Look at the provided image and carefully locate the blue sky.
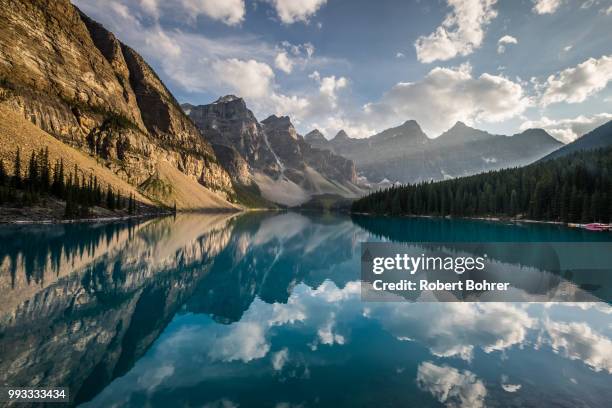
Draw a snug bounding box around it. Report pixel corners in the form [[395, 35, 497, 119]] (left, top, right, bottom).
[[73, 0, 612, 141]]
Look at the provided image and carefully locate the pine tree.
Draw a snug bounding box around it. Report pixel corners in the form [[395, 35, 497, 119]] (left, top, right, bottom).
[[12, 148, 22, 188], [106, 185, 115, 210], [41, 147, 50, 191], [0, 159, 6, 186], [27, 150, 38, 189], [128, 193, 135, 214], [510, 189, 518, 216], [64, 190, 74, 218], [391, 191, 401, 215], [351, 147, 612, 223]]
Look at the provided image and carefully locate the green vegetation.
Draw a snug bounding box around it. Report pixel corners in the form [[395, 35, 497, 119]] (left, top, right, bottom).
[[297, 194, 353, 212], [233, 182, 277, 209], [140, 172, 173, 201], [352, 147, 612, 223], [0, 147, 134, 219]]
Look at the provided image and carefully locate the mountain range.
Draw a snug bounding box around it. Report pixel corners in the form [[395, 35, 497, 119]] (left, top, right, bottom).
[[1, 0, 608, 215], [183, 97, 365, 206], [306, 121, 563, 184]]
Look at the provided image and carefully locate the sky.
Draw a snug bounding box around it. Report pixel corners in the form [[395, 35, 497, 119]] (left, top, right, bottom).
[[72, 0, 612, 142]]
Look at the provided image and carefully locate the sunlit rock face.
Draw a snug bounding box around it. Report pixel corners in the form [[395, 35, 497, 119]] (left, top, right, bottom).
[[183, 97, 281, 179], [0, 0, 234, 201]]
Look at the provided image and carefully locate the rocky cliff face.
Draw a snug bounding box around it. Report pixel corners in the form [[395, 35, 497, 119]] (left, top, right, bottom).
[[184, 96, 281, 178], [261, 115, 357, 185], [185, 96, 363, 206], [0, 0, 235, 206], [304, 129, 328, 146]]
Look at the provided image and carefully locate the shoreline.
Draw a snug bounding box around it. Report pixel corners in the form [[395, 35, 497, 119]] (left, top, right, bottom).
[[0, 211, 171, 225], [0, 208, 252, 225], [350, 212, 611, 230]]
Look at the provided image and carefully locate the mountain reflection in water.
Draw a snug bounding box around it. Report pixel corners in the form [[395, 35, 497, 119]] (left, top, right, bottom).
[[0, 213, 611, 407]]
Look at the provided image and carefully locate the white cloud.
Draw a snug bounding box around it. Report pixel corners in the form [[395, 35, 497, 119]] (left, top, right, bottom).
[[271, 348, 289, 370], [212, 58, 275, 98], [145, 27, 182, 58], [520, 113, 612, 142], [415, 0, 498, 63], [317, 316, 346, 346], [580, 0, 595, 9], [501, 384, 522, 392], [364, 63, 531, 136], [319, 76, 347, 106], [273, 42, 315, 75], [268, 93, 311, 123], [284, 71, 350, 125], [208, 322, 270, 363], [497, 35, 518, 54], [130, 0, 245, 25], [139, 0, 160, 18], [267, 0, 328, 24], [310, 117, 376, 139], [396, 52, 406, 58], [563, 45, 573, 52], [542, 320, 612, 373], [417, 362, 487, 408], [541, 55, 612, 105], [180, 0, 245, 25], [500, 374, 522, 393], [532, 0, 563, 14], [109, 1, 134, 20], [371, 302, 534, 361], [275, 51, 294, 73], [604, 5, 612, 15]]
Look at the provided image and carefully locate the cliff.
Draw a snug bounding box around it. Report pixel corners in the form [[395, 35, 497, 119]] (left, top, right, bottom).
[[0, 0, 236, 211]]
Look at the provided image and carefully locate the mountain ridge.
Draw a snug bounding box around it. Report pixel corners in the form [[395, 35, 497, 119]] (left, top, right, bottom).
[[183, 96, 365, 206], [540, 120, 612, 161], [308, 120, 563, 184], [0, 0, 237, 211]]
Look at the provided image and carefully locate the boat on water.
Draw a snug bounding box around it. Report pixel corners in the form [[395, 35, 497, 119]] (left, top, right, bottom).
[[566, 223, 611, 231], [584, 223, 612, 231]]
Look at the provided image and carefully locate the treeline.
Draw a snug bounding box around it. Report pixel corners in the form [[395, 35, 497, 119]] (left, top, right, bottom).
[[352, 147, 612, 223], [0, 147, 137, 218]]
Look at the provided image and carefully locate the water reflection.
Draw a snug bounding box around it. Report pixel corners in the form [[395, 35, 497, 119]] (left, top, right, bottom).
[[0, 213, 611, 407]]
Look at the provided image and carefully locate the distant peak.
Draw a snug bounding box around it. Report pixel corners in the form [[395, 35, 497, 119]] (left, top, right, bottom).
[[305, 129, 327, 140], [333, 130, 350, 141], [262, 114, 293, 127], [214, 95, 243, 104], [451, 121, 470, 130], [398, 119, 426, 135], [181, 103, 194, 113]]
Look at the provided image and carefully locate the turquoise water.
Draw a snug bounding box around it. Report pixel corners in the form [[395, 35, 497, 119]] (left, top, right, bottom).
[[1, 213, 611, 407]]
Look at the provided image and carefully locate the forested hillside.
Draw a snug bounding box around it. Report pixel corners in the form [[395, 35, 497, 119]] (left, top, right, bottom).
[[352, 147, 612, 223]]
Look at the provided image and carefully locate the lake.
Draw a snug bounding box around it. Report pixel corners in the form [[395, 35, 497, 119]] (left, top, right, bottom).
[[1, 212, 611, 407]]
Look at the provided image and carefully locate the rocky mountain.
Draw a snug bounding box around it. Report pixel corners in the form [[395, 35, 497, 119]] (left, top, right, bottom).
[[184, 97, 364, 206], [308, 121, 563, 184], [0, 0, 236, 210], [540, 120, 612, 161]]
